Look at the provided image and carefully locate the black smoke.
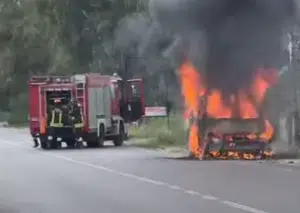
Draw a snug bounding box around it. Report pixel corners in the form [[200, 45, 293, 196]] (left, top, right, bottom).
[[149, 0, 297, 96]]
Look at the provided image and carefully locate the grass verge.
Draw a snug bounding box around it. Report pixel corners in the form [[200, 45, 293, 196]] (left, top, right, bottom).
[[6, 112, 28, 127], [5, 93, 29, 127], [129, 115, 187, 149]]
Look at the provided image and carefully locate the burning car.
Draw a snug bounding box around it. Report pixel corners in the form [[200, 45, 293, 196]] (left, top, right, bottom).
[[180, 62, 277, 160], [200, 118, 274, 160]]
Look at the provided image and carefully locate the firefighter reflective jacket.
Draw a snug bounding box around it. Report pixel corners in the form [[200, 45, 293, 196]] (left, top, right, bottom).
[[70, 104, 84, 128], [49, 107, 63, 127]]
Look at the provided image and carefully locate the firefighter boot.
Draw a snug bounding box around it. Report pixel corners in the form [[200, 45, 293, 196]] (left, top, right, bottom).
[[75, 137, 83, 149], [33, 138, 39, 148]]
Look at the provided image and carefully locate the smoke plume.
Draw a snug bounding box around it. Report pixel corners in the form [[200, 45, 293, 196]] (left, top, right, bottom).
[[149, 0, 298, 96]]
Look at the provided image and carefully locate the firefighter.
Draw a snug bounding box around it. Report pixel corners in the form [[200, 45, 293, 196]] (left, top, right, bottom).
[[33, 103, 54, 148], [69, 99, 84, 148], [47, 98, 64, 147]]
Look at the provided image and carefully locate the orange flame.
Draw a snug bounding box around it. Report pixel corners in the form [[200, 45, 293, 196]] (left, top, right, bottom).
[[188, 124, 201, 157], [207, 90, 232, 118], [179, 61, 278, 158], [179, 62, 204, 114], [260, 120, 274, 141], [179, 62, 204, 158]]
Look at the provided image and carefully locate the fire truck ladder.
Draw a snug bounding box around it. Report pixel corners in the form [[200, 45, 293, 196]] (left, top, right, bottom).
[[75, 83, 85, 117]]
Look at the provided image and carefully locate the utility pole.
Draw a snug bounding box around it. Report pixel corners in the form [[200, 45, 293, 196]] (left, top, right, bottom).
[[288, 23, 300, 146], [164, 74, 170, 130]]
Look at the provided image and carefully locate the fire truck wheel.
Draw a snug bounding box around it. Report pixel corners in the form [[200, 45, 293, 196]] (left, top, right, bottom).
[[97, 125, 105, 147], [86, 135, 98, 148], [113, 123, 124, 147]]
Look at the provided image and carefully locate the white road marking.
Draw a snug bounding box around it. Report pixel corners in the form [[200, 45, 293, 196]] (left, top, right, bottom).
[[167, 185, 181, 190], [202, 195, 219, 200], [221, 201, 268, 213], [1, 140, 270, 213], [135, 177, 165, 186], [184, 190, 200, 196]]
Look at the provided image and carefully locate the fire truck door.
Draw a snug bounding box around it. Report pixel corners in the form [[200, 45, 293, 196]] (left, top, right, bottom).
[[126, 79, 145, 122]]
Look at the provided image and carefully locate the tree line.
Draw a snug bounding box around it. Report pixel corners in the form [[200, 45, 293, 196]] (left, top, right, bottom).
[[0, 0, 292, 125], [0, 0, 180, 123]]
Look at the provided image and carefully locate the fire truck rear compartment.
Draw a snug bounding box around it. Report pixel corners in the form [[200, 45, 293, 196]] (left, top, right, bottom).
[[45, 90, 71, 105], [45, 90, 75, 143]]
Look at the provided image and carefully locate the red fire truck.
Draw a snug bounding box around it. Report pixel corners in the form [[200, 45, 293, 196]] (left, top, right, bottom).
[[28, 73, 145, 149]]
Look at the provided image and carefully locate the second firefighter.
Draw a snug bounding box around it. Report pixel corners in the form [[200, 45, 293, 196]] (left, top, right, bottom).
[[69, 99, 84, 148]]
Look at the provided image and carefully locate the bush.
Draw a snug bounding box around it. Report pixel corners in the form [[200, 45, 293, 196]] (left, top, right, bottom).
[[7, 111, 28, 126], [0, 111, 10, 121], [7, 93, 29, 126], [129, 114, 187, 148]]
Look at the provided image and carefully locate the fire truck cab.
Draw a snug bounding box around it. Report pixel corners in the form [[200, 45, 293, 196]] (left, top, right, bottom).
[[28, 73, 145, 149]]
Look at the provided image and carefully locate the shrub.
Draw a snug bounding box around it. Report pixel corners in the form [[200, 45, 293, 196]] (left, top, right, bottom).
[[129, 114, 187, 148], [7, 93, 29, 126]]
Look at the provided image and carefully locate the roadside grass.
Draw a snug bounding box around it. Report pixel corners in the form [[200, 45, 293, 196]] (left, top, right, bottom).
[[6, 111, 28, 127], [129, 115, 187, 149], [5, 93, 29, 127]]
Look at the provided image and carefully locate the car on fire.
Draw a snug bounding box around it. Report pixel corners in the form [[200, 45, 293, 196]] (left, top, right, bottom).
[[199, 117, 274, 160]]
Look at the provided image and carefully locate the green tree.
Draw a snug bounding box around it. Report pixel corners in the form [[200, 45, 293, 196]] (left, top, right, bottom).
[[0, 0, 73, 122]]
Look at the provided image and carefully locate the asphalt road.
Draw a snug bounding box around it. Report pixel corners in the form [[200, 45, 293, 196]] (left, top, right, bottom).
[[0, 128, 300, 213]]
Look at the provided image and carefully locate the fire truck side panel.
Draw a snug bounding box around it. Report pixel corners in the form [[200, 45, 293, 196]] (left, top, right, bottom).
[[86, 75, 113, 133], [97, 85, 122, 137], [29, 84, 41, 135], [103, 85, 112, 127], [110, 83, 120, 115], [84, 83, 89, 131], [88, 87, 98, 130], [94, 86, 114, 134], [40, 87, 46, 128], [86, 74, 102, 132]]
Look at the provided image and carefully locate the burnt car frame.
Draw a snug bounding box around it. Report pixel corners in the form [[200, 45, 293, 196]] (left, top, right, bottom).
[[197, 117, 273, 160]]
